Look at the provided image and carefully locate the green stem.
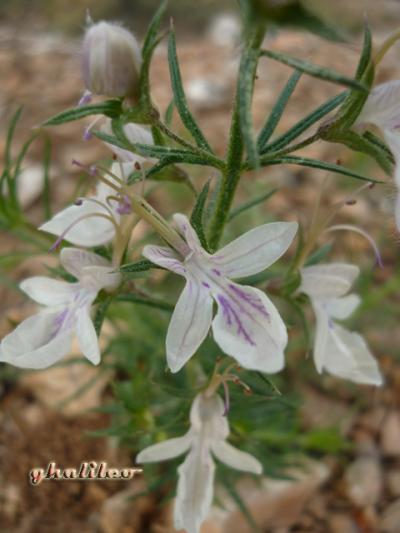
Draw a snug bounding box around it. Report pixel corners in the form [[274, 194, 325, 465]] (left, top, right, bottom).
[[207, 105, 243, 251], [207, 24, 265, 251]]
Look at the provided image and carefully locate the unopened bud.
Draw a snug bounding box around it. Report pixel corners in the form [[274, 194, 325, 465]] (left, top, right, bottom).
[[82, 21, 141, 99]]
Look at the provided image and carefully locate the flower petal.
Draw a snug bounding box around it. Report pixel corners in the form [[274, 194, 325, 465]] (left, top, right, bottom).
[[211, 440, 262, 474], [40, 200, 116, 247], [356, 80, 400, 130], [212, 283, 287, 373], [80, 266, 121, 292], [75, 306, 100, 364], [173, 213, 202, 252], [142, 244, 186, 276], [20, 277, 78, 306], [136, 433, 192, 463], [326, 294, 360, 320], [174, 446, 215, 533], [60, 248, 110, 279], [380, 129, 400, 230], [323, 324, 383, 386], [300, 263, 359, 299], [212, 221, 298, 278], [0, 310, 73, 369], [166, 279, 213, 373], [311, 302, 330, 374]]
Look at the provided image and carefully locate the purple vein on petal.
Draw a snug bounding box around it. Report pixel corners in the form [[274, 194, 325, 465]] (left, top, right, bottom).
[[217, 294, 255, 346], [228, 284, 270, 318]]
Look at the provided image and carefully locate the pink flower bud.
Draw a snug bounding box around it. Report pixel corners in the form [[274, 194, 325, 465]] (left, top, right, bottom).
[[82, 21, 141, 99]]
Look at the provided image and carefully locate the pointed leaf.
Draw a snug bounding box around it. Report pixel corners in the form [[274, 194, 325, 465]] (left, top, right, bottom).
[[260, 49, 367, 93], [190, 181, 210, 250], [257, 70, 302, 149], [42, 100, 123, 127], [168, 30, 213, 153]]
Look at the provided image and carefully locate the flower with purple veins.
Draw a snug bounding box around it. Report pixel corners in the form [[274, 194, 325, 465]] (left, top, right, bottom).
[[0, 248, 121, 369], [143, 213, 298, 373]]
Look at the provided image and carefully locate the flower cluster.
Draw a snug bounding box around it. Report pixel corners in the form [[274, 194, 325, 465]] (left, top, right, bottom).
[[1, 12, 395, 533]]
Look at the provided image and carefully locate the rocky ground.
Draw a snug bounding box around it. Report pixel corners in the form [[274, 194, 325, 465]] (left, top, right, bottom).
[[1, 13, 400, 533]]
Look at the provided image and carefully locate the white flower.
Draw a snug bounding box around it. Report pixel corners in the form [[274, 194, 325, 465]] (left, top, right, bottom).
[[143, 214, 298, 373], [0, 248, 121, 369], [355, 80, 400, 230], [136, 392, 262, 533], [82, 21, 141, 99], [300, 263, 382, 385], [40, 119, 155, 248], [40, 163, 125, 247]]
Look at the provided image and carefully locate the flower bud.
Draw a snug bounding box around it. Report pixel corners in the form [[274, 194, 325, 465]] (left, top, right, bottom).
[[82, 21, 141, 99]]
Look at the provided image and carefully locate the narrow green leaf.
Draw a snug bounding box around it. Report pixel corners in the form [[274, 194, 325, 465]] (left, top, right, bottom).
[[257, 71, 301, 149], [355, 23, 372, 80], [142, 0, 168, 59], [164, 98, 175, 126], [42, 135, 52, 219], [168, 30, 213, 153], [260, 49, 367, 92], [238, 44, 262, 168], [4, 107, 23, 169], [42, 100, 123, 127], [119, 259, 162, 273], [262, 91, 347, 153], [190, 181, 210, 250], [255, 155, 380, 183], [139, 1, 168, 109], [228, 188, 278, 221]]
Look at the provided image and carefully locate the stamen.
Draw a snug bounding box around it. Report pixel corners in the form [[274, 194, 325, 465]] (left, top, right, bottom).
[[324, 224, 384, 268], [71, 160, 122, 193]]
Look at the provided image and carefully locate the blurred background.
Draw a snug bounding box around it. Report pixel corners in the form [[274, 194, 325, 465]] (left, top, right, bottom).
[[1, 1, 400, 532]]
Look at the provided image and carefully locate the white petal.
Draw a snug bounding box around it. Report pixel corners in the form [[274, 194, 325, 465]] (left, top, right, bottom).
[[166, 280, 213, 373], [60, 248, 110, 279], [312, 302, 330, 374], [174, 446, 215, 533], [75, 306, 100, 364], [212, 221, 298, 278], [212, 283, 287, 373], [136, 433, 192, 463], [79, 266, 121, 292], [322, 324, 383, 386], [0, 310, 73, 369], [300, 263, 359, 299], [40, 201, 116, 247], [20, 277, 78, 306], [211, 440, 262, 474], [380, 129, 400, 230], [356, 80, 400, 130], [173, 213, 202, 252], [142, 244, 186, 276], [189, 393, 229, 440], [326, 294, 360, 320]]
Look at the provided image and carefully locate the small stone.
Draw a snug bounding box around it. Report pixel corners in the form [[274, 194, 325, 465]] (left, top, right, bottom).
[[387, 470, 400, 497], [381, 411, 400, 457], [329, 513, 358, 533], [345, 456, 383, 507], [380, 499, 400, 533]]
